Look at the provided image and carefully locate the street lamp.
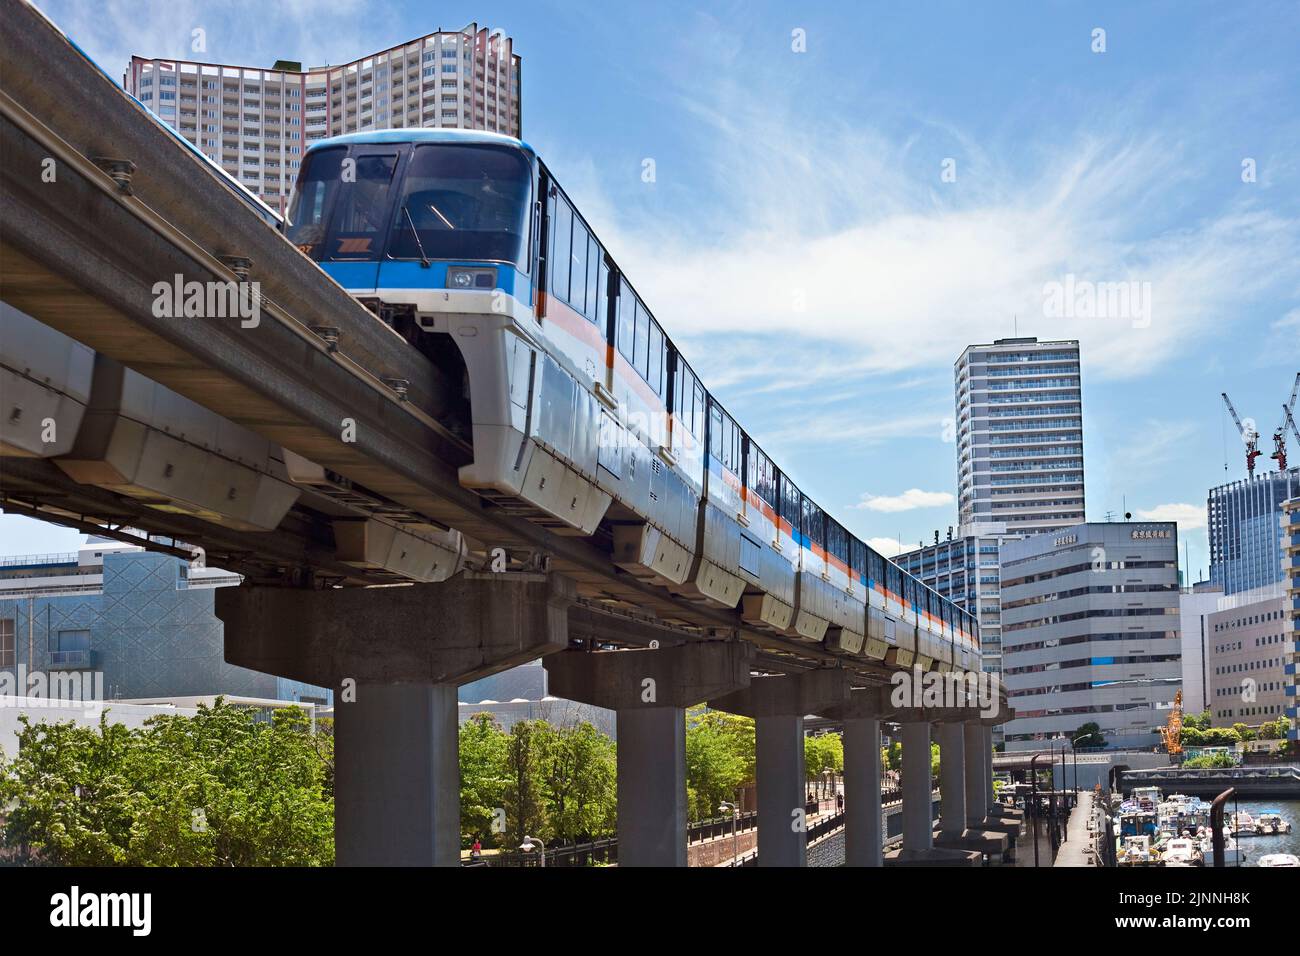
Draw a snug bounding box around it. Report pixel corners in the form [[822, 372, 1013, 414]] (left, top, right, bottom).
[[719, 800, 740, 864], [520, 835, 546, 868]]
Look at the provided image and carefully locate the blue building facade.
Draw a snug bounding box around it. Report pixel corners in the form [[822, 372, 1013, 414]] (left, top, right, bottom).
[[0, 546, 329, 704], [1208, 468, 1300, 596]]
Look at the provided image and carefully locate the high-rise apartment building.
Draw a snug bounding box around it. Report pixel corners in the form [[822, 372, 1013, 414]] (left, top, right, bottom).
[[954, 338, 1085, 536], [1282, 497, 1300, 742], [124, 24, 522, 213], [999, 522, 1181, 752], [1207, 467, 1300, 595]]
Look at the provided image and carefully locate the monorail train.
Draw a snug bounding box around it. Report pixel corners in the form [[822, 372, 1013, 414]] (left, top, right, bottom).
[[281, 129, 980, 674]]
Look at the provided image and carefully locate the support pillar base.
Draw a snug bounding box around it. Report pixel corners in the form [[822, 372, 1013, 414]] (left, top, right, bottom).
[[884, 846, 983, 867]]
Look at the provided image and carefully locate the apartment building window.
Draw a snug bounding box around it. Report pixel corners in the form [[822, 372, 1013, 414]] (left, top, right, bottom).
[[0, 618, 14, 667]]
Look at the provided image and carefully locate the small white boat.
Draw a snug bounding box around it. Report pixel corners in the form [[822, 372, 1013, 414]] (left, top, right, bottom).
[[1254, 811, 1292, 835], [1161, 838, 1203, 867], [1256, 853, 1299, 868], [1198, 829, 1246, 866], [1117, 835, 1160, 866]]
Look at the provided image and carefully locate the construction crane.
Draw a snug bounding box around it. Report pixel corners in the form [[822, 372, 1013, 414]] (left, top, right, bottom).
[[1269, 371, 1300, 472], [1283, 404, 1300, 470], [1159, 689, 1184, 756], [1222, 392, 1261, 478]]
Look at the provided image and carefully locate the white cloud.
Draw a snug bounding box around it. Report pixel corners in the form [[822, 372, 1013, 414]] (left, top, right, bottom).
[[851, 489, 955, 513], [1135, 503, 1206, 531], [865, 536, 908, 558]]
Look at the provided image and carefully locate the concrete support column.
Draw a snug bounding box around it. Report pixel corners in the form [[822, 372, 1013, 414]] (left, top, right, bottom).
[[755, 714, 807, 868], [984, 725, 996, 809], [616, 706, 687, 867], [843, 717, 883, 867], [964, 721, 987, 827], [545, 642, 753, 867], [900, 720, 934, 853], [938, 722, 967, 839], [335, 682, 459, 867]]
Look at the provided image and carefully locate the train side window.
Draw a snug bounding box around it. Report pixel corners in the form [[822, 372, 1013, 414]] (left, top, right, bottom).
[[586, 237, 601, 322], [633, 300, 650, 379], [617, 278, 635, 364], [708, 402, 723, 462], [748, 443, 776, 509], [647, 321, 664, 397], [802, 496, 824, 549], [596, 257, 609, 329], [551, 196, 572, 305], [570, 219, 588, 313], [827, 519, 848, 567], [780, 475, 801, 537], [868, 548, 884, 586], [851, 538, 866, 579], [693, 383, 705, 439]]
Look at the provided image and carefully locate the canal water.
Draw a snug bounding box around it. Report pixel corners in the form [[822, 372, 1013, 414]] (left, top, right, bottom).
[[1229, 798, 1300, 866]]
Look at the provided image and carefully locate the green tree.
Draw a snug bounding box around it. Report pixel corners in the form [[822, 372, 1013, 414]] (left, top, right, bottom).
[[1231, 722, 1256, 742], [804, 732, 844, 796], [502, 719, 549, 847], [0, 700, 333, 866], [459, 712, 509, 847], [540, 721, 616, 841], [1071, 722, 1106, 749], [685, 708, 753, 821]]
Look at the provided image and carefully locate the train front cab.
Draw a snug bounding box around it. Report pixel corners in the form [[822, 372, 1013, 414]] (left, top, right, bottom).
[[284, 133, 613, 536]]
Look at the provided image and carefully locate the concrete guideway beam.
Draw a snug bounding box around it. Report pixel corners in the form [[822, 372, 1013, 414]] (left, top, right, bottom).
[[215, 571, 574, 687], [544, 641, 754, 867]]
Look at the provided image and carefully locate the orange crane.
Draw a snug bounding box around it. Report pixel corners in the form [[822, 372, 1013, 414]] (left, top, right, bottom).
[[1269, 372, 1300, 472], [1222, 392, 1261, 478], [1160, 689, 1184, 756]]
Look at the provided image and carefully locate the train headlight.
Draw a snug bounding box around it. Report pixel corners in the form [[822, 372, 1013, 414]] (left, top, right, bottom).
[[447, 267, 497, 290]]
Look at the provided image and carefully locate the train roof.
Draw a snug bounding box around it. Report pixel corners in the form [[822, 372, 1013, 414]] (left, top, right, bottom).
[[307, 128, 537, 157]]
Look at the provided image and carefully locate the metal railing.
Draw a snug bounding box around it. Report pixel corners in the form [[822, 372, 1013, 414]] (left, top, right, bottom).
[[688, 810, 757, 844]]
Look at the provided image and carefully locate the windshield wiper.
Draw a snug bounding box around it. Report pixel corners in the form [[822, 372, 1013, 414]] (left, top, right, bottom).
[[401, 205, 431, 268]]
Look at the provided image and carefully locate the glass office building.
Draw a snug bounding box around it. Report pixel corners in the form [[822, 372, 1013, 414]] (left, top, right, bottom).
[[1207, 468, 1300, 596]]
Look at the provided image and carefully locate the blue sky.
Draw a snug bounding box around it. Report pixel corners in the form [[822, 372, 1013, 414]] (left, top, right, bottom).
[[4, 0, 1299, 581]]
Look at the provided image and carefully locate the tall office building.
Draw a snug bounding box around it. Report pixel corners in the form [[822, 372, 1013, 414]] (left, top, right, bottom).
[[1282, 498, 1300, 742], [1205, 585, 1292, 727], [999, 522, 1181, 752], [895, 522, 1023, 674], [124, 24, 522, 213], [1207, 467, 1300, 595], [1178, 580, 1224, 715], [954, 338, 1085, 536]]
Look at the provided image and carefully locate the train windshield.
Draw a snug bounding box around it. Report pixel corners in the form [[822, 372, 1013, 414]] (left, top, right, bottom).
[[387, 143, 532, 267], [285, 147, 399, 260]]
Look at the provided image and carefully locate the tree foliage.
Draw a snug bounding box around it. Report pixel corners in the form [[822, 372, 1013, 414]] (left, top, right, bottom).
[[684, 707, 753, 822], [0, 700, 333, 866]]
